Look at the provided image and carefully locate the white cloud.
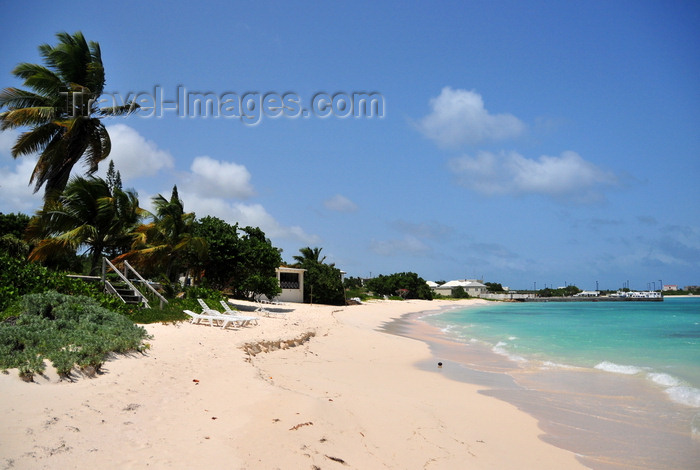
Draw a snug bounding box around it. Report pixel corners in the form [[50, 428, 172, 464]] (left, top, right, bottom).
[[0, 155, 43, 213], [0, 129, 18, 155], [0, 130, 42, 213], [0, 126, 174, 213], [188, 155, 254, 199], [417, 87, 525, 147], [448, 150, 617, 202], [370, 235, 430, 257], [324, 194, 358, 212], [102, 124, 175, 179]]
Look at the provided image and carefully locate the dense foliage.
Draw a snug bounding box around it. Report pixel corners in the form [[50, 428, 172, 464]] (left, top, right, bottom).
[[303, 262, 346, 305], [292, 247, 345, 305], [364, 272, 433, 300], [26, 175, 144, 275], [343, 276, 364, 290], [0, 212, 30, 239], [0, 212, 31, 258], [451, 286, 470, 298], [194, 220, 282, 300], [0, 252, 126, 316], [115, 186, 206, 282], [538, 285, 582, 297], [485, 282, 505, 293], [0, 291, 149, 381], [662, 288, 700, 295]]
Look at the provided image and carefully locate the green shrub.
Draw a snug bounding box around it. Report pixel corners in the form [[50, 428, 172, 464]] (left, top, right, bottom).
[[0, 291, 150, 380], [0, 253, 131, 317]]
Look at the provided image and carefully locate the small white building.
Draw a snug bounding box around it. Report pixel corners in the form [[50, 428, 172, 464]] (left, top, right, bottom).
[[432, 279, 488, 297], [274, 267, 306, 303], [575, 290, 600, 297]]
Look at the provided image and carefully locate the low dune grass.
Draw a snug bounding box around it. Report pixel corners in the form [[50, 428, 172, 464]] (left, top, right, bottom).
[[0, 291, 150, 381]]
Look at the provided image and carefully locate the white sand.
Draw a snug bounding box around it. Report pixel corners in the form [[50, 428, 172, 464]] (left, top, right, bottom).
[[0, 299, 587, 469]]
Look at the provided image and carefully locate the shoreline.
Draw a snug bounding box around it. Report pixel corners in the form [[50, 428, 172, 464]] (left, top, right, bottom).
[[388, 301, 700, 470], [0, 299, 587, 469]]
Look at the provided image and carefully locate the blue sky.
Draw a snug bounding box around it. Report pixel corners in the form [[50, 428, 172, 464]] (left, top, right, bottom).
[[1, 0, 698, 290]]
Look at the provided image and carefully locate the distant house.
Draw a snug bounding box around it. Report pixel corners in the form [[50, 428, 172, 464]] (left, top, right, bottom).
[[662, 285, 678, 292], [574, 290, 600, 297], [432, 279, 487, 297], [274, 267, 306, 303]]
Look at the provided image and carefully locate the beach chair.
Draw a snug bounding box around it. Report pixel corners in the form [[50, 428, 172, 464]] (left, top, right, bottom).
[[197, 298, 258, 327], [219, 300, 259, 325], [258, 297, 284, 306], [197, 298, 221, 315], [254, 298, 287, 318], [183, 309, 228, 328]]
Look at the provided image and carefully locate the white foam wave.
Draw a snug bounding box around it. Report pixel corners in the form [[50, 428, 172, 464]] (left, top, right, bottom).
[[492, 341, 527, 363], [647, 372, 681, 388], [665, 386, 700, 408], [597, 365, 700, 408], [541, 361, 579, 370], [594, 361, 643, 375]]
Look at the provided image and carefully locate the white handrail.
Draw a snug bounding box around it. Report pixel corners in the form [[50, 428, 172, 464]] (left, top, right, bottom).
[[102, 258, 148, 308], [123, 260, 169, 308]]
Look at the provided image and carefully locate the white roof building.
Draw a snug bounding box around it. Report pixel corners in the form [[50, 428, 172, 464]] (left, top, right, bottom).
[[432, 279, 488, 297]]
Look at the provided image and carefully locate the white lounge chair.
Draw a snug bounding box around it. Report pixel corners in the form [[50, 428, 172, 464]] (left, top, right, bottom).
[[197, 298, 221, 315], [183, 309, 237, 329], [254, 299, 287, 318], [197, 299, 258, 327], [219, 300, 259, 325]]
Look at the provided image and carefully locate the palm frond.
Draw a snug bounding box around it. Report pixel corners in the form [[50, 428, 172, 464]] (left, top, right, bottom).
[[28, 237, 74, 263], [0, 107, 56, 130], [11, 63, 63, 97], [0, 88, 53, 113], [11, 123, 62, 157], [99, 103, 139, 116]]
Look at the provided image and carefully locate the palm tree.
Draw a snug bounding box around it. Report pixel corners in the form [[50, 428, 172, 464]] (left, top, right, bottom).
[[26, 176, 144, 274], [293, 246, 328, 265], [0, 31, 137, 203], [115, 186, 207, 282]]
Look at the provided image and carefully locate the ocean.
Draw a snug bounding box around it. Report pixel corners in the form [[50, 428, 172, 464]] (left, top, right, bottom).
[[401, 297, 700, 469]]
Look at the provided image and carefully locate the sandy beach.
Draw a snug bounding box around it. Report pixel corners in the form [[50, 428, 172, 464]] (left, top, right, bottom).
[[0, 299, 587, 469]]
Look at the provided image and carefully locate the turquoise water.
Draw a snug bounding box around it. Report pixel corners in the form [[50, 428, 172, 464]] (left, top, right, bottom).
[[409, 297, 700, 468], [425, 297, 700, 409]]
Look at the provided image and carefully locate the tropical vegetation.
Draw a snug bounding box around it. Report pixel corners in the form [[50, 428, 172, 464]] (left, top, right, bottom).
[[192, 216, 282, 300], [0, 31, 137, 203], [26, 174, 144, 275], [291, 247, 345, 305], [113, 185, 206, 283], [364, 272, 433, 300]]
